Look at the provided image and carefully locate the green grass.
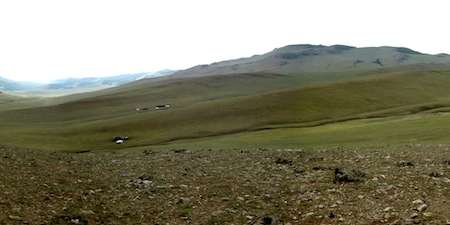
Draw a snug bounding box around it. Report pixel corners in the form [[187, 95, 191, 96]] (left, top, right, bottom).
[[3, 69, 450, 151], [156, 112, 450, 150]]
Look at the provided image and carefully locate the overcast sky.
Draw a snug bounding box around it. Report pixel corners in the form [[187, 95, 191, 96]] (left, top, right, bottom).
[[0, 0, 449, 82]]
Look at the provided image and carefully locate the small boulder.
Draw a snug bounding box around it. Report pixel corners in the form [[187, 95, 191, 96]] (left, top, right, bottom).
[[334, 168, 366, 183], [416, 204, 428, 212]]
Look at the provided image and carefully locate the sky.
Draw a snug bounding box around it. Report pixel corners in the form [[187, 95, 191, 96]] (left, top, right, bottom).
[[0, 0, 449, 82]]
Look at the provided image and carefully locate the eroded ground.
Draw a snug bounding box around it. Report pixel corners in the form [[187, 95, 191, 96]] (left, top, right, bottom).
[[1, 145, 450, 225]]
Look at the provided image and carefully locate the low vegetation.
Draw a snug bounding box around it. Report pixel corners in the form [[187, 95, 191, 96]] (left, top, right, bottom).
[[1, 145, 450, 224], [2, 45, 450, 224], [2, 69, 450, 151]]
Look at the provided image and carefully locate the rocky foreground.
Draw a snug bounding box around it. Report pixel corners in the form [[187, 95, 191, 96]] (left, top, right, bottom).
[[1, 145, 450, 225]]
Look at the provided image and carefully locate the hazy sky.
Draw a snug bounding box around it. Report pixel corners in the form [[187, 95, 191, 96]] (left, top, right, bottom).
[[0, 0, 449, 82]]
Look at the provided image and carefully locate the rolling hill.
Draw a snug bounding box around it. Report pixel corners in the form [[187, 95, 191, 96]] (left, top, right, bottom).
[[2, 44, 450, 151]]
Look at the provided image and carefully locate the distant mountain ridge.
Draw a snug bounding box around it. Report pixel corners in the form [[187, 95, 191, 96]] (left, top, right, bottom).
[[0, 70, 175, 94], [173, 44, 450, 77], [0, 77, 40, 91], [3, 44, 450, 95], [46, 70, 174, 90]]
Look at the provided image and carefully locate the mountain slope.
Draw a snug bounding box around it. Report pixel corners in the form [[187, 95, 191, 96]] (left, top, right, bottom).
[[3, 69, 450, 151], [2, 44, 450, 151], [173, 45, 450, 77]]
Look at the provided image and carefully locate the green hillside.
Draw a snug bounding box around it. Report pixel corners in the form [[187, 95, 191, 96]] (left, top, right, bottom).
[[163, 109, 450, 150], [2, 45, 450, 151], [2, 67, 450, 151]]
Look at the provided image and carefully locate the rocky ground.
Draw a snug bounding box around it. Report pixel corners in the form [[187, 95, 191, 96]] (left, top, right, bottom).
[[1, 145, 450, 225]]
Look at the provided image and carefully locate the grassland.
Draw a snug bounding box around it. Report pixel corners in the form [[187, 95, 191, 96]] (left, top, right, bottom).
[[159, 111, 450, 150], [2, 67, 450, 151], [3, 50, 450, 225]]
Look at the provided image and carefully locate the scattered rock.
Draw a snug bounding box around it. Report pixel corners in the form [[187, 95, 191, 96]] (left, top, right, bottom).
[[143, 149, 154, 155], [177, 197, 192, 205], [50, 214, 89, 225], [294, 168, 305, 174], [397, 161, 414, 167], [8, 215, 23, 221], [80, 210, 95, 215], [416, 204, 428, 212], [172, 149, 189, 154], [3, 146, 450, 224], [429, 171, 444, 177], [130, 175, 153, 188], [312, 166, 330, 171], [334, 168, 366, 183]]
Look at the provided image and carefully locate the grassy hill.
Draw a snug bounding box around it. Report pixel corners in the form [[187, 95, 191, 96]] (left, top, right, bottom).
[[2, 45, 450, 151], [2, 66, 450, 151]]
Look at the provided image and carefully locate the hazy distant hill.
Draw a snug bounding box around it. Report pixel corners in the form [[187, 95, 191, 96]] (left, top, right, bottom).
[[173, 45, 450, 77], [45, 70, 174, 90], [0, 70, 174, 96], [0, 77, 40, 91]]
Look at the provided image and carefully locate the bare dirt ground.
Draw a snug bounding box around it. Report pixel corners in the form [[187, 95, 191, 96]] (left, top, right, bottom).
[[1, 145, 450, 225]]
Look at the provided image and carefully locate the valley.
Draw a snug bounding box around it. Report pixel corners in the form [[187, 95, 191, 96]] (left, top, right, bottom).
[[2, 44, 450, 224], [2, 66, 450, 151]]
